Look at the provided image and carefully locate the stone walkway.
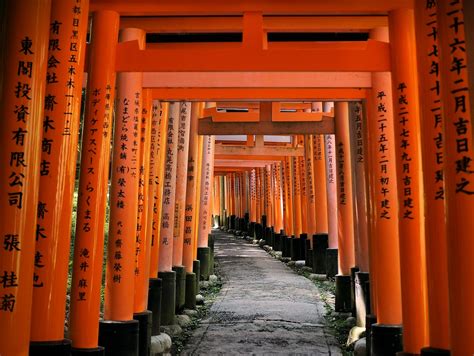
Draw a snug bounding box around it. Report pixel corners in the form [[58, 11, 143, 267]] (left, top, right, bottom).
[[182, 230, 342, 355]]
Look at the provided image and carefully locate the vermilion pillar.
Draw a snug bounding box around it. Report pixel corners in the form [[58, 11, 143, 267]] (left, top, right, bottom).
[[389, 8, 428, 353], [103, 27, 144, 325], [292, 156, 303, 237], [69, 10, 119, 351], [183, 103, 204, 273], [349, 102, 370, 272], [299, 155, 308, 235], [415, 1, 450, 353], [0, 1, 50, 355], [312, 135, 329, 233], [193, 135, 204, 260], [250, 170, 257, 222], [283, 157, 294, 236], [149, 102, 169, 278], [134, 89, 153, 313], [334, 102, 356, 312], [438, 1, 473, 354], [197, 135, 216, 280], [265, 165, 273, 227], [158, 102, 180, 326], [172, 102, 191, 312], [29, 0, 88, 352], [273, 163, 284, 233], [367, 27, 403, 355], [304, 136, 317, 237]]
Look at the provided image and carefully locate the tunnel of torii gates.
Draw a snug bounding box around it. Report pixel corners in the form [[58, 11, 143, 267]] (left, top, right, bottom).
[[2, 0, 474, 355]]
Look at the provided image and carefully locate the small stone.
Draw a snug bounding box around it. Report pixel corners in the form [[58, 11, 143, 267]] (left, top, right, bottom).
[[287, 261, 296, 267], [280, 257, 291, 263], [353, 337, 366, 356], [347, 326, 366, 345], [263, 245, 272, 252], [150, 333, 172, 355], [200, 281, 210, 289], [295, 260, 306, 268], [252, 239, 259, 245], [258, 239, 265, 247], [160, 324, 182, 337], [182, 309, 198, 317], [176, 314, 192, 328], [309, 274, 327, 282], [302, 266, 313, 273], [209, 275, 218, 285], [274, 251, 283, 258], [196, 294, 205, 305]]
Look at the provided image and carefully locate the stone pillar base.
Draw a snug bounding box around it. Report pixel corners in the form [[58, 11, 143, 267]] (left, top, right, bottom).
[[98, 320, 139, 356], [158, 271, 176, 326]]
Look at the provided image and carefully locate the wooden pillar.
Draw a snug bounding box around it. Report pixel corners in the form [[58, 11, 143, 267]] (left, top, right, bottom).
[[438, 1, 473, 354], [250, 170, 257, 222], [172, 102, 191, 267], [183, 102, 204, 272], [389, 8, 429, 353], [69, 10, 119, 350], [299, 151, 309, 234], [312, 135, 329, 233], [149, 102, 169, 278], [0, 1, 51, 354], [158, 103, 180, 272], [265, 164, 273, 227], [193, 135, 204, 260], [367, 27, 403, 341], [197, 135, 215, 248], [292, 156, 303, 237], [325, 134, 338, 249], [103, 28, 144, 323], [29, 0, 88, 349], [349, 102, 370, 272], [414, 1, 450, 353], [133, 89, 153, 314], [274, 163, 284, 233], [283, 157, 294, 236], [305, 136, 317, 237]]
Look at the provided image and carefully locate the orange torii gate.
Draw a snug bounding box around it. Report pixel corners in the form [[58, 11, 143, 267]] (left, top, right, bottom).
[[3, 1, 474, 355]]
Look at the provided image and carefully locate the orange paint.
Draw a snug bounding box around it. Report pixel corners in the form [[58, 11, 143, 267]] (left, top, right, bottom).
[[133, 89, 153, 313], [69, 10, 119, 349], [324, 134, 338, 249], [292, 156, 303, 236], [389, 9, 429, 351], [273, 163, 284, 232], [283, 157, 294, 235], [193, 135, 204, 259], [0, 1, 50, 354], [312, 135, 329, 233], [366, 27, 402, 326], [265, 165, 273, 227], [304, 136, 317, 237], [104, 27, 145, 322], [250, 169, 257, 222], [173, 102, 191, 266], [197, 135, 216, 247], [438, 0, 474, 353], [158, 102, 180, 272], [30, 0, 89, 343], [299, 155, 308, 234], [334, 102, 355, 275], [149, 102, 169, 278], [415, 0, 450, 350], [183, 102, 204, 272]]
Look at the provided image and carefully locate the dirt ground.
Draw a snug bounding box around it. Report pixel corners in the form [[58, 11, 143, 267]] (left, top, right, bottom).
[[182, 230, 342, 355]]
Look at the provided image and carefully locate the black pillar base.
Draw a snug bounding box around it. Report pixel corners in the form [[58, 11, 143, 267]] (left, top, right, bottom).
[[420, 347, 450, 355], [290, 236, 302, 261], [335, 274, 352, 312], [350, 266, 360, 317], [249, 222, 256, 238], [273, 233, 282, 251], [147, 277, 162, 335], [261, 215, 267, 228], [185, 272, 197, 309], [30, 339, 72, 356], [354, 271, 370, 326], [98, 320, 139, 356], [172, 265, 186, 313], [157, 271, 176, 326], [230, 215, 236, 230], [326, 248, 338, 278], [133, 310, 152, 356], [71, 347, 105, 356], [371, 323, 403, 356], [300, 233, 308, 260], [264, 227, 272, 246], [193, 260, 201, 294], [305, 238, 312, 267], [282, 235, 290, 257], [312, 233, 328, 274], [208, 234, 215, 275], [366, 314, 377, 356], [197, 247, 211, 280]]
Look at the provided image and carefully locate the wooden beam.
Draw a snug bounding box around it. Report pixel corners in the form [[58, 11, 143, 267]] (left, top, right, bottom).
[[116, 39, 390, 72], [215, 144, 303, 158], [119, 15, 388, 33], [91, 0, 414, 16], [214, 159, 279, 168], [150, 88, 367, 101], [198, 116, 334, 135], [142, 72, 372, 88]]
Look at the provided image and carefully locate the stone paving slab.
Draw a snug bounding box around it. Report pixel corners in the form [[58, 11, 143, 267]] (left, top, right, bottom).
[[182, 230, 342, 355]]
